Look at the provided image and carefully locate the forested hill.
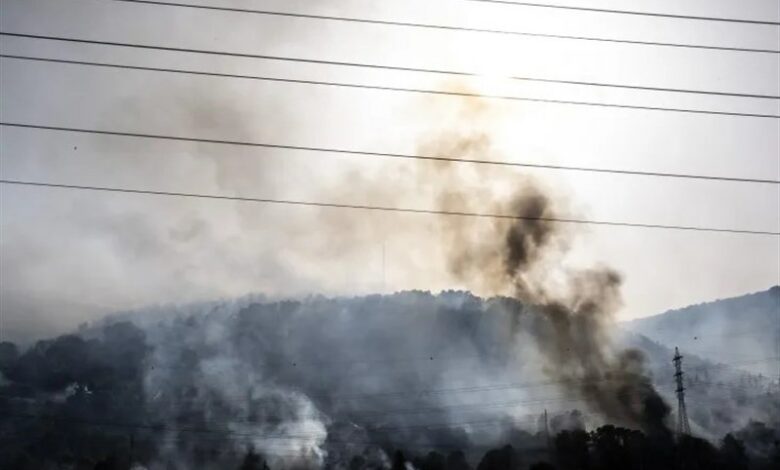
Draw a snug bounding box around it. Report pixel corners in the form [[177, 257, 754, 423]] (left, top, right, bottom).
[[623, 286, 780, 377]]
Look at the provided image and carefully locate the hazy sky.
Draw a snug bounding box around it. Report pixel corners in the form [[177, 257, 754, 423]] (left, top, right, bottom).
[[1, 0, 778, 341]]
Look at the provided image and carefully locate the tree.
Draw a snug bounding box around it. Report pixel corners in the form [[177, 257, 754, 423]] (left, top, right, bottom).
[[238, 449, 269, 470], [719, 434, 748, 470], [446, 450, 471, 470], [392, 450, 407, 470], [0, 341, 18, 372], [416, 451, 446, 470], [676, 435, 718, 470], [93, 455, 121, 470], [529, 463, 556, 470], [590, 425, 634, 470], [477, 445, 519, 470], [554, 429, 589, 470]]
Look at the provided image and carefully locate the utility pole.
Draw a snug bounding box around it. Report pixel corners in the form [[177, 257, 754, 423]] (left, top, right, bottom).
[[544, 409, 551, 452], [673, 347, 691, 436], [382, 239, 386, 293]]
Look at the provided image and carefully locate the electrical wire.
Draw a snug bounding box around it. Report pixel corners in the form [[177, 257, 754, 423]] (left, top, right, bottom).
[[1, 122, 777, 185], [2, 178, 777, 236], [3, 54, 778, 122], [105, 0, 780, 54], [2, 371, 774, 439], [0, 411, 548, 451], [2, 38, 778, 118], [77, 358, 780, 403], [465, 0, 780, 26]]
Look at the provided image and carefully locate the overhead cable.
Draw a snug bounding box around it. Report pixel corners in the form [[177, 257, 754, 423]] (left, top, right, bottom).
[[2, 178, 778, 236], [466, 0, 780, 26], [3, 54, 778, 120], [1, 123, 777, 185], [105, 0, 780, 54]]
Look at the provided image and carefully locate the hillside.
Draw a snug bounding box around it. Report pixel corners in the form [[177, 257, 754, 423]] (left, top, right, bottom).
[[623, 286, 780, 377]]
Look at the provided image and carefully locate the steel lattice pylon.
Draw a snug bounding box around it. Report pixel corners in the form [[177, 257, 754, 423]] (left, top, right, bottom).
[[673, 347, 691, 436]]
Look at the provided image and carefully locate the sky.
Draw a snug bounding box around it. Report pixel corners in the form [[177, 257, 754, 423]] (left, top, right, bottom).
[[1, 0, 779, 342]]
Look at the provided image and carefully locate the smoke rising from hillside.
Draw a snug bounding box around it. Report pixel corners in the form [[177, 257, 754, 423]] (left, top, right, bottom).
[[0, 88, 681, 468], [403, 92, 671, 435], [5, 291, 777, 469]]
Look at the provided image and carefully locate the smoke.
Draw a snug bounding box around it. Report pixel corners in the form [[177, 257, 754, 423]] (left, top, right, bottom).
[[142, 302, 330, 468], [4, 291, 778, 468], [400, 90, 672, 435], [75, 293, 560, 468], [1, 82, 679, 468]]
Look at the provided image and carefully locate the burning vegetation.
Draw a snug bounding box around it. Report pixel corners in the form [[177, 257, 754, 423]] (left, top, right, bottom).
[[1, 94, 777, 470]]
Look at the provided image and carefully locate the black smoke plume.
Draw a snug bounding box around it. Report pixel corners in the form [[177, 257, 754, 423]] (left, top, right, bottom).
[[416, 105, 672, 435]]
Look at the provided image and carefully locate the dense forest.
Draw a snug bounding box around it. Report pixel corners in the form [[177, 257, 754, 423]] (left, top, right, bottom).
[[1, 293, 778, 469]]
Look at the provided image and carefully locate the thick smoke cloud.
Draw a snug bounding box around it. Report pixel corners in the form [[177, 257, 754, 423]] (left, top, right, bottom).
[[2, 86, 682, 468], [402, 92, 671, 435], [2, 60, 777, 467]]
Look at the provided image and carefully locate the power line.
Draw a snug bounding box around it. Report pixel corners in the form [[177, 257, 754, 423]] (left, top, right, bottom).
[[0, 410, 584, 439], [5, 53, 778, 103], [0, 374, 769, 413], [628, 322, 780, 338], [141, 358, 780, 403], [42, 352, 775, 403], [0, 411, 548, 452], [145, 366, 647, 402], [315, 396, 585, 419], [175, 376, 769, 424], [367, 413, 592, 434], [0, 389, 593, 437], [2, 123, 778, 185], [2, 394, 582, 435], [5, 376, 773, 443], [685, 325, 780, 339], [3, 375, 772, 439], [466, 0, 780, 26], [2, 370, 774, 439], [345, 386, 716, 418], [686, 357, 780, 371], [685, 380, 780, 394], [2, 55, 778, 122], [2, 178, 778, 236], [2, 38, 778, 119], [106, 0, 780, 54]]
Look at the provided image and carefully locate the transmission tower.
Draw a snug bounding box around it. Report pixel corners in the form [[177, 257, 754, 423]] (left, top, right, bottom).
[[673, 347, 691, 436]]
